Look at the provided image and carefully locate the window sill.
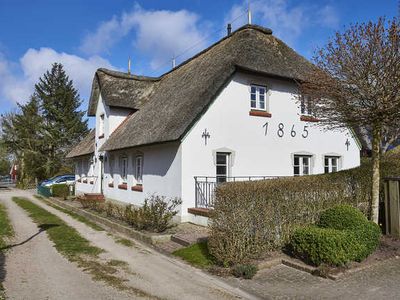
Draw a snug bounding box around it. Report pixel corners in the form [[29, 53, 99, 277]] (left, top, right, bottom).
[[131, 185, 143, 192], [118, 183, 128, 190], [98, 134, 104, 139], [249, 110, 272, 118], [108, 183, 114, 188], [300, 115, 319, 122], [82, 179, 88, 184]]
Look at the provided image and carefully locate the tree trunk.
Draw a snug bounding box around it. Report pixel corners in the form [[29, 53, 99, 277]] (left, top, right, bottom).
[[370, 126, 382, 224]]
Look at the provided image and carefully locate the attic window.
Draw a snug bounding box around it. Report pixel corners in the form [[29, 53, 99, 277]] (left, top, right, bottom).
[[300, 95, 313, 116], [250, 85, 267, 111], [98, 114, 105, 138]]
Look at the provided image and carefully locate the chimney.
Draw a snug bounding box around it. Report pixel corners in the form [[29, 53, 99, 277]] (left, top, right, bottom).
[[128, 57, 131, 75], [227, 23, 232, 36]]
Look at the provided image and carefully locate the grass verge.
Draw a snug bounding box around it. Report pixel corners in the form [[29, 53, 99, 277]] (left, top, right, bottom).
[[13, 197, 160, 299], [173, 242, 214, 268], [115, 238, 135, 247], [0, 203, 13, 299], [34, 195, 104, 231]]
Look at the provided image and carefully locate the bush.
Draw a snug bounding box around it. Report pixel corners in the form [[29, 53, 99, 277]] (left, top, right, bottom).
[[290, 205, 381, 266], [290, 226, 365, 266], [318, 204, 368, 230], [232, 264, 258, 279], [51, 184, 70, 200], [208, 153, 399, 265]]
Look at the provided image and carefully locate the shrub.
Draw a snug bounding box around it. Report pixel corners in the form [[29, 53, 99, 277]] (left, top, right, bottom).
[[232, 264, 258, 279], [51, 184, 70, 200], [289, 226, 365, 266], [209, 153, 399, 265], [355, 221, 381, 259], [317, 204, 368, 230]]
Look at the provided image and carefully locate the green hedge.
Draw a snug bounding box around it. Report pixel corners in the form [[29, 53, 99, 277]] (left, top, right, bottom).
[[290, 226, 365, 266], [51, 184, 70, 200], [208, 152, 400, 266], [318, 204, 368, 230]]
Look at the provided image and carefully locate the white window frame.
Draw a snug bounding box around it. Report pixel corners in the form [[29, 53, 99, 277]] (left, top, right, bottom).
[[216, 152, 230, 183], [300, 95, 313, 116], [250, 85, 267, 111], [324, 156, 340, 174], [120, 156, 128, 183], [293, 155, 312, 176], [98, 114, 105, 137], [135, 156, 143, 185]]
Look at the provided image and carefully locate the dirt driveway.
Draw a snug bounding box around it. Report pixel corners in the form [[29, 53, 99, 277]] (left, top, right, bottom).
[[0, 189, 255, 300]]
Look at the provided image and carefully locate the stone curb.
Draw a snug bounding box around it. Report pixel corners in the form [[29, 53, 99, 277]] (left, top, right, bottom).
[[42, 196, 172, 245]]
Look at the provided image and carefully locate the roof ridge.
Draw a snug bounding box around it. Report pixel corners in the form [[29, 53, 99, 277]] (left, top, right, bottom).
[[97, 68, 159, 81]]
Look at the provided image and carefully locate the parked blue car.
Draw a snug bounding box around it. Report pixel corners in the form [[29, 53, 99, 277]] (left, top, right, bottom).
[[39, 174, 75, 187]]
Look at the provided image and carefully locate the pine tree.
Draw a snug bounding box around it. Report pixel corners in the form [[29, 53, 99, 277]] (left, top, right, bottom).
[[34, 63, 88, 176]]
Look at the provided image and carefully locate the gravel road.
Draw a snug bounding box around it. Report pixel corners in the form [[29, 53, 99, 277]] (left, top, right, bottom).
[[0, 189, 255, 300]]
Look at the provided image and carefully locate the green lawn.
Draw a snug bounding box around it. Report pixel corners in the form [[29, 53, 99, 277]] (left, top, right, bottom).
[[34, 195, 104, 231], [0, 203, 13, 249], [173, 242, 214, 268], [13, 197, 102, 260]]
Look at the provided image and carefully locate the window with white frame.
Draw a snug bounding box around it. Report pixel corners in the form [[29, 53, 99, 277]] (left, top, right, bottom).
[[324, 156, 340, 173], [293, 155, 311, 176], [99, 114, 105, 137], [216, 152, 230, 183], [250, 85, 267, 110], [120, 156, 128, 182], [109, 156, 114, 182], [135, 156, 143, 185], [300, 95, 313, 115]]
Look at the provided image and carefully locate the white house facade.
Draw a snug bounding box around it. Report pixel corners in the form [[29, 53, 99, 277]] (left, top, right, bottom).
[[67, 25, 361, 225]]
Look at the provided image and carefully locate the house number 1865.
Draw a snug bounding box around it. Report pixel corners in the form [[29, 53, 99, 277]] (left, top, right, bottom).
[[263, 122, 309, 138]]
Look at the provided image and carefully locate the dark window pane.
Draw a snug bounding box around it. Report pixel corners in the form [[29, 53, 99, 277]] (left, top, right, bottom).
[[294, 156, 299, 165], [251, 86, 256, 93], [259, 88, 265, 95], [324, 158, 329, 166], [332, 158, 337, 166], [325, 166, 329, 173], [217, 166, 227, 176], [251, 94, 256, 100], [332, 166, 337, 172], [251, 100, 256, 108], [303, 166, 309, 175], [216, 154, 227, 164], [294, 166, 300, 175]]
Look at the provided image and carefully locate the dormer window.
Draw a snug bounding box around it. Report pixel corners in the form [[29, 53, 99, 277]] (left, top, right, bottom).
[[250, 85, 267, 110]]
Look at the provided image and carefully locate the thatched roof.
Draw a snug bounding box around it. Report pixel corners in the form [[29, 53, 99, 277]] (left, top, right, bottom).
[[92, 24, 314, 151], [66, 130, 95, 158]]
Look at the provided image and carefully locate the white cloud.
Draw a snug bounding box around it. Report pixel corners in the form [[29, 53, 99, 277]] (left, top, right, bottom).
[[0, 48, 114, 106], [226, 0, 339, 44], [80, 4, 210, 69]]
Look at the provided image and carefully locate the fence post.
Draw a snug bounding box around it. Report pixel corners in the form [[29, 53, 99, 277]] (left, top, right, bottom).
[[384, 177, 400, 237]]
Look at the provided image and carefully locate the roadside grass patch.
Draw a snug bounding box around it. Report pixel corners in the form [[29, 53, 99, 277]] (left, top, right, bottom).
[[173, 242, 214, 268], [115, 238, 135, 247], [34, 195, 104, 231], [0, 203, 13, 298]]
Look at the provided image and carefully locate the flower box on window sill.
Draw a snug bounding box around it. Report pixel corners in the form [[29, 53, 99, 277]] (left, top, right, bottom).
[[300, 115, 319, 122], [98, 134, 104, 139], [249, 110, 272, 118], [118, 183, 128, 190], [131, 185, 143, 192], [89, 181, 94, 185], [108, 183, 114, 188], [82, 179, 88, 184]]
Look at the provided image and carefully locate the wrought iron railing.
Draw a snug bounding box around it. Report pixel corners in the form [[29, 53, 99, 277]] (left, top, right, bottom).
[[194, 176, 281, 209]]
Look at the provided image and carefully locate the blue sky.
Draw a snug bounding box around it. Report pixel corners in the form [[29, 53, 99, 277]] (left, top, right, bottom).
[[0, 0, 397, 125]]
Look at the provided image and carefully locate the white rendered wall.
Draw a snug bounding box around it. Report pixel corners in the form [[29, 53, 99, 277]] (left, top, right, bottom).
[[180, 72, 361, 222], [102, 143, 183, 214]]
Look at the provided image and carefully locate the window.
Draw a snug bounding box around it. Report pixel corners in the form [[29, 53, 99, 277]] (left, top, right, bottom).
[[120, 156, 128, 182], [99, 114, 105, 137], [300, 95, 313, 115], [216, 153, 230, 183], [294, 155, 311, 176], [250, 85, 267, 110], [135, 156, 143, 184], [109, 156, 115, 182], [325, 156, 340, 173]]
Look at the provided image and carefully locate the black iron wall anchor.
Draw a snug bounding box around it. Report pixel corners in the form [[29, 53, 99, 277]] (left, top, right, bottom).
[[345, 139, 350, 151], [202, 129, 210, 145]]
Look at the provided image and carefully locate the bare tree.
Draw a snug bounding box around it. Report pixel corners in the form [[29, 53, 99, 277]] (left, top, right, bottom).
[[300, 18, 400, 223]]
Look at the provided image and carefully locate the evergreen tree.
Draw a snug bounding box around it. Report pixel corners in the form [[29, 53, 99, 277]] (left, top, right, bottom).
[[34, 63, 88, 176]]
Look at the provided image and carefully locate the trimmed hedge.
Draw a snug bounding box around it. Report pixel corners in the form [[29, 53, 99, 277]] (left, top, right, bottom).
[[290, 226, 365, 266], [318, 204, 368, 230], [51, 184, 70, 200], [208, 153, 399, 265]]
